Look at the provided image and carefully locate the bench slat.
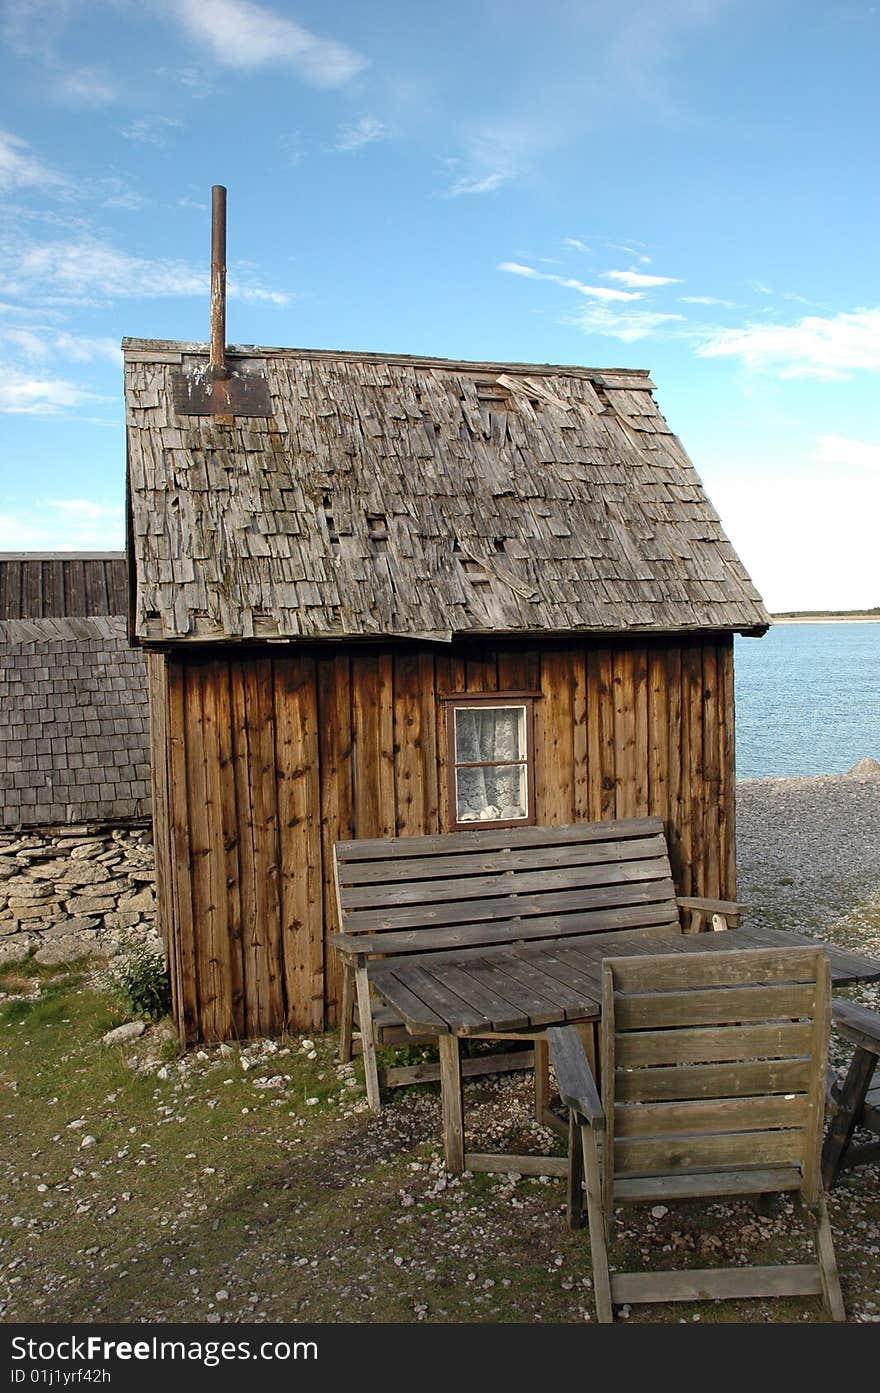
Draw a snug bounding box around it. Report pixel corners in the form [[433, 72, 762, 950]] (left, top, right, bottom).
[[336, 833, 669, 886], [335, 816, 664, 862], [341, 876, 677, 934], [332, 898, 681, 957], [339, 854, 672, 910]]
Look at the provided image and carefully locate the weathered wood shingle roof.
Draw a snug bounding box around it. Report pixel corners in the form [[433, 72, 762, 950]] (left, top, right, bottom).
[[124, 341, 769, 643]]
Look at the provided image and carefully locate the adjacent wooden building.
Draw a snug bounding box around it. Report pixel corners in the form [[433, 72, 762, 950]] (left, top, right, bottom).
[[123, 339, 769, 1043]]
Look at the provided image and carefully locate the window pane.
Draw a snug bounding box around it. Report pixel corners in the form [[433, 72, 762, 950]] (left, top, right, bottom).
[[455, 763, 528, 822], [454, 705, 526, 764]]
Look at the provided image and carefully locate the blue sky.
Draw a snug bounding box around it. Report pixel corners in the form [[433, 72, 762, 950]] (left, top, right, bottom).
[[1, 0, 878, 611]]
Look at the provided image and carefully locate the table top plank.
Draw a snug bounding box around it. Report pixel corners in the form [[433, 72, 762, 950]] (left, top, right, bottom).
[[458, 956, 569, 1027], [370, 924, 880, 1037]]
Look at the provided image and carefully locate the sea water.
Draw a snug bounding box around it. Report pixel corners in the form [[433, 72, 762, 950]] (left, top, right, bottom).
[[734, 622, 880, 778]]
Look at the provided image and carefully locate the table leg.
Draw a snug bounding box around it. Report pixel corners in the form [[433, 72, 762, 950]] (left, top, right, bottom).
[[821, 1045, 877, 1189], [439, 1033, 465, 1173]]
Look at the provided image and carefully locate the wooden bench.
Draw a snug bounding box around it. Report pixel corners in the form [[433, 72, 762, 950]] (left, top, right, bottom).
[[822, 998, 880, 1188], [330, 815, 743, 1111]]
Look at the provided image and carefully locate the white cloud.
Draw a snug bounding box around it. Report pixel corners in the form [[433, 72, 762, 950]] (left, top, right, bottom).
[[682, 294, 738, 307], [448, 171, 507, 196], [156, 65, 214, 100], [707, 470, 880, 612], [562, 237, 589, 252], [0, 499, 124, 550], [333, 116, 388, 152], [604, 268, 681, 288], [172, 0, 367, 86], [0, 130, 66, 193], [698, 308, 880, 379], [0, 233, 291, 308], [570, 304, 687, 342], [498, 261, 642, 302], [814, 434, 880, 474], [100, 179, 144, 211], [55, 65, 117, 107], [121, 116, 182, 148], [0, 369, 93, 414]]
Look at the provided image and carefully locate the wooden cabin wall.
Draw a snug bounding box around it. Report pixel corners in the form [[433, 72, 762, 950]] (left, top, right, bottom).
[[148, 635, 737, 1043]]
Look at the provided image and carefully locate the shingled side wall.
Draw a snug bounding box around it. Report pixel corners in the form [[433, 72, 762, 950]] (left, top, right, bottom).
[[0, 617, 151, 828]]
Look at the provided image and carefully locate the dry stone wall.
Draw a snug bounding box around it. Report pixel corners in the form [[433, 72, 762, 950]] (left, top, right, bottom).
[[0, 822, 161, 966]]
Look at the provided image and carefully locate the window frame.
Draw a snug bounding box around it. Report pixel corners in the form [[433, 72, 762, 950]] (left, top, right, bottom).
[[442, 691, 538, 831]]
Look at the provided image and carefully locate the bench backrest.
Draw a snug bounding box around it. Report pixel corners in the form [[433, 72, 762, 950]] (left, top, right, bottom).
[[332, 816, 678, 958]]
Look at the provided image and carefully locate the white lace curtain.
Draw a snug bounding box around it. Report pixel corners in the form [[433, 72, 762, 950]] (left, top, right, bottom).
[[454, 705, 527, 822]]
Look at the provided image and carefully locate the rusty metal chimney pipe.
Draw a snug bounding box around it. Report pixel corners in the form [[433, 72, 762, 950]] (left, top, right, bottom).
[[209, 185, 227, 374]]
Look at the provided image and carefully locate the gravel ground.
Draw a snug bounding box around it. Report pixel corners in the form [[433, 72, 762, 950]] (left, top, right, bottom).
[[737, 770, 880, 945]]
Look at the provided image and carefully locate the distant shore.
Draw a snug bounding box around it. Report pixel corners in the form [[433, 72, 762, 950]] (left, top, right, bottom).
[[770, 614, 880, 624]]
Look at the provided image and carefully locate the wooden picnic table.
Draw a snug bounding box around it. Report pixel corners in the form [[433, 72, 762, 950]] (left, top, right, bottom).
[[369, 923, 880, 1173]]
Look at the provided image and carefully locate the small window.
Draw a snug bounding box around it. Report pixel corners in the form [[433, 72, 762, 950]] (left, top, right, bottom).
[[445, 696, 536, 829]]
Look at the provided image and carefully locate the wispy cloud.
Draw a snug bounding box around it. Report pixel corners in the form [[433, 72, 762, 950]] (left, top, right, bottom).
[[499, 261, 641, 302], [54, 65, 117, 107], [562, 237, 590, 252], [0, 369, 95, 415], [604, 268, 681, 288], [682, 294, 738, 307], [569, 305, 687, 342], [0, 130, 67, 194], [448, 171, 507, 197], [698, 308, 880, 379], [121, 116, 182, 148], [172, 0, 367, 86], [156, 65, 214, 100], [332, 116, 388, 153], [100, 179, 144, 211], [0, 234, 290, 307]]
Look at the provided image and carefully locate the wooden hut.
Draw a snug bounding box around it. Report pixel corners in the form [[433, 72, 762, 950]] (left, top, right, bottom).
[[123, 338, 770, 1043]]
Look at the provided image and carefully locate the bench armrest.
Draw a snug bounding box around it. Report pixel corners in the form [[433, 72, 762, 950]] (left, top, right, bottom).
[[547, 1026, 604, 1129], [328, 933, 366, 958], [677, 896, 746, 932], [832, 999, 880, 1056]]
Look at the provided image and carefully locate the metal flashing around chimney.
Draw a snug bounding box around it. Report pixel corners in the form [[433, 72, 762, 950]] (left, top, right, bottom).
[[170, 185, 273, 418]]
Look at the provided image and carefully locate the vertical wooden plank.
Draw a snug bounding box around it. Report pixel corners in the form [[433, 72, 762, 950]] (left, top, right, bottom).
[[632, 646, 649, 817], [572, 647, 589, 822], [647, 643, 669, 832], [184, 665, 218, 1038], [701, 645, 721, 900], [719, 638, 737, 901], [497, 644, 540, 692], [351, 651, 396, 840], [230, 660, 284, 1037], [212, 660, 245, 1037], [393, 650, 426, 836], [200, 662, 236, 1041], [318, 651, 354, 1025], [418, 650, 440, 834], [275, 653, 324, 1033], [586, 648, 616, 821], [165, 659, 198, 1044], [612, 648, 636, 819], [536, 646, 574, 825], [465, 643, 498, 692], [665, 645, 685, 896], [803, 955, 832, 1204], [435, 647, 466, 830], [681, 642, 704, 898], [145, 653, 171, 957], [252, 658, 285, 1034]]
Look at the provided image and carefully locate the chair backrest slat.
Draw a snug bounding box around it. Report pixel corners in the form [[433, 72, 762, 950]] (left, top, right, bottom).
[[602, 946, 830, 1204]]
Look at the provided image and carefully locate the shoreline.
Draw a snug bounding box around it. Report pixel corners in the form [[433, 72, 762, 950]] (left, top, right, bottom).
[[769, 615, 880, 624]]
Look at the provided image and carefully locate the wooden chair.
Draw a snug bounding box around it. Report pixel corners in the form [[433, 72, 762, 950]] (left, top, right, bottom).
[[331, 816, 743, 1112], [548, 946, 845, 1323], [822, 999, 880, 1188]]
